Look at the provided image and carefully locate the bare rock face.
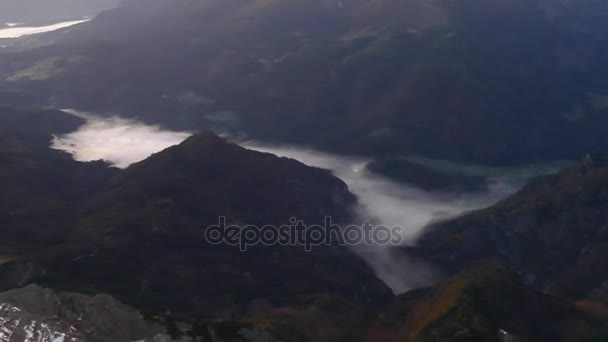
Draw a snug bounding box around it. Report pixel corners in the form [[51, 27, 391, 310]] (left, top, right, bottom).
[[0, 284, 169, 342]]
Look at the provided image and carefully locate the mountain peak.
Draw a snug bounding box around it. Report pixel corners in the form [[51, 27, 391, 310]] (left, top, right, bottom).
[[168, 131, 232, 155], [181, 130, 225, 144], [0, 125, 386, 325]]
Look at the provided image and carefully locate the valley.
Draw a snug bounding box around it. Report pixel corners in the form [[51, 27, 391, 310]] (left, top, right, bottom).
[[50, 109, 558, 294], [1, 0, 608, 341]]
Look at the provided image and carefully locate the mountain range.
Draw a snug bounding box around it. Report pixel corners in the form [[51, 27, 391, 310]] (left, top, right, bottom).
[[2, 0, 608, 340], [0, 106, 395, 340], [2, 105, 608, 340], [415, 155, 608, 301], [2, 0, 608, 163]]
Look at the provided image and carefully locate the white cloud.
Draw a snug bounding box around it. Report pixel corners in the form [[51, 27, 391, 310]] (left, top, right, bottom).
[[0, 19, 88, 39], [51, 110, 556, 293], [51, 111, 191, 168]]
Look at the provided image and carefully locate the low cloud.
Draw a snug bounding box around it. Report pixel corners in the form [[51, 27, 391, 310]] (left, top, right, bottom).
[[0, 19, 89, 39], [51, 111, 558, 293], [241, 143, 528, 293], [51, 111, 191, 168]]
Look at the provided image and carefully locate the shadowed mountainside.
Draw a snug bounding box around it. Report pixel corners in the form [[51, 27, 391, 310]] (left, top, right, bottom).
[[416, 155, 608, 300], [2, 107, 608, 340], [0, 113, 392, 340], [2, 0, 608, 164], [367, 261, 608, 341]]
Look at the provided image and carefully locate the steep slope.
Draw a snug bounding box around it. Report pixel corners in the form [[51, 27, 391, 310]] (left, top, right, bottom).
[[0, 130, 392, 338], [416, 155, 608, 298], [87, 132, 356, 229], [367, 262, 608, 341], [0, 106, 83, 141], [0, 107, 117, 251], [3, 0, 608, 164]]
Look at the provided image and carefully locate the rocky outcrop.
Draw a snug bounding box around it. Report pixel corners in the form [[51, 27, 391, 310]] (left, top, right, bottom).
[[0, 284, 286, 342], [0, 284, 168, 342]]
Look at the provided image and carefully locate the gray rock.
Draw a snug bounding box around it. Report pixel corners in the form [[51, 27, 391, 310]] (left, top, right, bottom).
[[0, 284, 172, 342]]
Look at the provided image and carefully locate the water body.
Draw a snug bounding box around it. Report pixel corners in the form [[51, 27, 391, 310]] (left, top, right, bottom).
[[0, 19, 88, 39], [51, 110, 560, 293]]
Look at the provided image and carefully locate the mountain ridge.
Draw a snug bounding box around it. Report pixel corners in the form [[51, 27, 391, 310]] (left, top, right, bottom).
[[3, 0, 608, 164], [415, 155, 608, 299], [0, 123, 392, 334]]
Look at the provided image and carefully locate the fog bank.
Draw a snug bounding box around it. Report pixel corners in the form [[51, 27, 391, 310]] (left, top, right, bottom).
[[241, 143, 531, 292], [51, 110, 191, 168], [0, 19, 89, 39], [51, 111, 559, 293]]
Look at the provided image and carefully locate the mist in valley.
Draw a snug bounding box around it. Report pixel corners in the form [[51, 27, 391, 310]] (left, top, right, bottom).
[[51, 110, 192, 168], [0, 0, 120, 25], [1, 0, 607, 339], [239, 143, 546, 292], [0, 19, 89, 39], [50, 111, 562, 293]]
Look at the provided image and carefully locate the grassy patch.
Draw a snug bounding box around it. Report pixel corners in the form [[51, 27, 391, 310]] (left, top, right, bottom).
[[7, 58, 63, 81]]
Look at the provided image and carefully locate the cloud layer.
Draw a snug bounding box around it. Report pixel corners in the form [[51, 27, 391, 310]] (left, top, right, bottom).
[[51, 111, 556, 293], [51, 112, 191, 168], [0, 19, 88, 38]]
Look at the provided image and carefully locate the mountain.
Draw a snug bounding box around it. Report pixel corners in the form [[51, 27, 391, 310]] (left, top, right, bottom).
[[0, 107, 118, 247], [367, 261, 608, 341], [0, 122, 392, 340], [7, 266, 605, 342], [415, 155, 608, 299], [0, 283, 279, 341], [0, 284, 169, 342], [0, 0, 120, 25], [2, 0, 608, 164], [1, 114, 608, 339], [0, 105, 83, 139], [5, 1, 608, 339]]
